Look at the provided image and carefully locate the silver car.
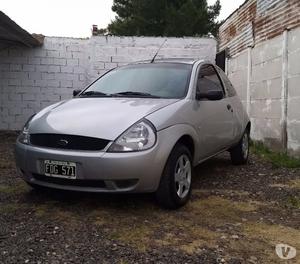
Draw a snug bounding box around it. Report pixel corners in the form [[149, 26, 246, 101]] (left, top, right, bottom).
[[15, 59, 250, 209]]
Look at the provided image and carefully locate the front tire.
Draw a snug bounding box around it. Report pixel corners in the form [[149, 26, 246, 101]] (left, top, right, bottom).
[[230, 129, 250, 165], [156, 144, 193, 209]]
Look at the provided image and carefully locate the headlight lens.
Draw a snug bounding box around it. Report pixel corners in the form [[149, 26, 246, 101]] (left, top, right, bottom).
[[108, 120, 156, 152], [18, 115, 35, 145]]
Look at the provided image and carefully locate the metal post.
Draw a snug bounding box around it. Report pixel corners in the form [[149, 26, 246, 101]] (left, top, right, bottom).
[[246, 47, 252, 115], [281, 30, 288, 153]]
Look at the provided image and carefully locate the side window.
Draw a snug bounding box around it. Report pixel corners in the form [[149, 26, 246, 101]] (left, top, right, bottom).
[[217, 68, 237, 97], [197, 64, 224, 95]]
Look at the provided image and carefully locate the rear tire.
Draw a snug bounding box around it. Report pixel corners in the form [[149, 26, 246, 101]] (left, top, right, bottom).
[[156, 144, 193, 209], [230, 129, 250, 165]]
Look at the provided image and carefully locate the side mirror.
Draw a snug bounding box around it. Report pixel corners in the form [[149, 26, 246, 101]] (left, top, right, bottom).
[[73, 89, 82, 97], [196, 90, 224, 101]]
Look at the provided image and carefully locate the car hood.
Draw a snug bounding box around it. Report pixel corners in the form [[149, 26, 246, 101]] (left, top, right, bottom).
[[29, 98, 179, 140]]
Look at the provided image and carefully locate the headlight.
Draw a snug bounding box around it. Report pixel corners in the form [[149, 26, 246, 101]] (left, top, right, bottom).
[[108, 120, 156, 152], [18, 115, 35, 145]]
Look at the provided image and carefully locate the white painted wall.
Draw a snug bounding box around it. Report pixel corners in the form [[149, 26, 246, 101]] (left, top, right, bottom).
[[227, 27, 300, 156], [0, 36, 216, 130]]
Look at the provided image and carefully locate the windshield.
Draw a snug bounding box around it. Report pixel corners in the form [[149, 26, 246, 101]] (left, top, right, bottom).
[[81, 63, 192, 99]]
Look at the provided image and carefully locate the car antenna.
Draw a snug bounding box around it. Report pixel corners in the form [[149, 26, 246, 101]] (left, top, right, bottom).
[[151, 39, 167, 63]]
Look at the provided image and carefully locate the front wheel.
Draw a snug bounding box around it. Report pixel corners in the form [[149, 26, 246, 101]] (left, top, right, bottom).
[[156, 144, 193, 209], [230, 129, 250, 165]]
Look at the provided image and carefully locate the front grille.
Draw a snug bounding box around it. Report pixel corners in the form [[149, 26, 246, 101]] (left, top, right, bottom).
[[30, 134, 110, 151], [32, 174, 106, 188]]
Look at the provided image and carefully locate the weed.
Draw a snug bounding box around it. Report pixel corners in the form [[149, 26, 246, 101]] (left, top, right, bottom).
[[251, 141, 300, 168]]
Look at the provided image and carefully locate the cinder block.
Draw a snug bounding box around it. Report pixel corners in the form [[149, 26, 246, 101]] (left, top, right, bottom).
[[288, 27, 300, 53], [10, 64, 22, 71], [47, 80, 60, 88], [41, 58, 54, 65], [73, 66, 85, 74], [104, 62, 118, 69], [250, 99, 282, 119], [23, 64, 35, 72], [8, 93, 21, 101], [288, 97, 300, 120], [22, 93, 36, 101], [28, 72, 42, 80], [67, 59, 79, 66], [28, 57, 41, 65], [251, 117, 282, 141], [288, 51, 300, 75], [288, 76, 300, 98], [8, 79, 21, 86], [53, 58, 67, 66], [60, 80, 73, 88], [60, 66, 74, 73], [250, 77, 282, 100], [46, 50, 60, 58], [21, 79, 35, 86], [48, 65, 60, 73], [42, 73, 55, 80]]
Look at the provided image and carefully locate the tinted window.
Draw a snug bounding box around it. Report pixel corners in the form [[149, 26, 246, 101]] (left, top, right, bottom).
[[197, 64, 224, 95], [84, 63, 192, 99], [217, 68, 237, 97]]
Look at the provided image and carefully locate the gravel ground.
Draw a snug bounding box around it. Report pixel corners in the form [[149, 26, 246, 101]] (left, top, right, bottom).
[[0, 132, 299, 264]]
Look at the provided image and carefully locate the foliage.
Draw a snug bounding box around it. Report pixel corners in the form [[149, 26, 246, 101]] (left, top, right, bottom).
[[108, 0, 221, 37], [251, 141, 300, 168]]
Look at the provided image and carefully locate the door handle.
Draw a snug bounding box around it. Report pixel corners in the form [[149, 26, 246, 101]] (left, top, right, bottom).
[[227, 104, 233, 112]]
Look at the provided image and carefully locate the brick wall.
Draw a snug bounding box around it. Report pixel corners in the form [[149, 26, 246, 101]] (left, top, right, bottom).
[[0, 36, 216, 130]]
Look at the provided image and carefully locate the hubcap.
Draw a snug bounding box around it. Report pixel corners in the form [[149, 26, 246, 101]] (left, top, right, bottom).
[[242, 133, 249, 159], [174, 154, 192, 199]]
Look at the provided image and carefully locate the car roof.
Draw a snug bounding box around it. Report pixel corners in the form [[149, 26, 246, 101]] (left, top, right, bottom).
[[131, 58, 204, 65]]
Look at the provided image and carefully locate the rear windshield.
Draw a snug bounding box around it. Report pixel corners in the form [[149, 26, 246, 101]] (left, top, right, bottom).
[[84, 63, 192, 99]]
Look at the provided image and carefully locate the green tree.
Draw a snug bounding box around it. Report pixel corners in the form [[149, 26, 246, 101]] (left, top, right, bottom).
[[108, 0, 221, 37]]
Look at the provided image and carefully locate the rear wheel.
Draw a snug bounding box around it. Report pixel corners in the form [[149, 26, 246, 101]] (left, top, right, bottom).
[[230, 129, 250, 165], [156, 144, 193, 209]]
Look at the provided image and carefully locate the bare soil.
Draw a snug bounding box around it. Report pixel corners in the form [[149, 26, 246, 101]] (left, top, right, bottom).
[[0, 132, 299, 264]]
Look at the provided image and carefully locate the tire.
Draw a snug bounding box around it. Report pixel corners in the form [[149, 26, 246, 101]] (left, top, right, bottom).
[[156, 144, 193, 209], [230, 129, 250, 165]]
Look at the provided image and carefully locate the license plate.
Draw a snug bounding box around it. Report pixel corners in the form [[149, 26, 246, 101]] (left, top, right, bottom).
[[44, 160, 76, 179]]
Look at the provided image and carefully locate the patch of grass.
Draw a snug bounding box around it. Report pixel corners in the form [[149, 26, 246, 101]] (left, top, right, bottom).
[[0, 182, 29, 194], [243, 222, 300, 252], [251, 142, 300, 168], [0, 203, 28, 213], [287, 196, 300, 209], [289, 179, 300, 189]]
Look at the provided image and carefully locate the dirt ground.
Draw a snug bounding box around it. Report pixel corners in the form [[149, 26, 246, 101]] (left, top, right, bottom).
[[0, 132, 299, 264]]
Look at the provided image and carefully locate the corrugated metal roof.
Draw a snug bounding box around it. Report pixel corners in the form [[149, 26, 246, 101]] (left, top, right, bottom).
[[0, 11, 43, 50], [219, 0, 300, 56]]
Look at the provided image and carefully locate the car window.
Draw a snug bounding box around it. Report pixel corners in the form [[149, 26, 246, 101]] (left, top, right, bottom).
[[197, 64, 224, 95], [217, 67, 237, 97], [83, 63, 192, 99]]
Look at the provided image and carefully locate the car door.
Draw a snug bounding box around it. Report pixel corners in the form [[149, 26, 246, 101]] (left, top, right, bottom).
[[194, 64, 236, 159], [216, 66, 244, 143]]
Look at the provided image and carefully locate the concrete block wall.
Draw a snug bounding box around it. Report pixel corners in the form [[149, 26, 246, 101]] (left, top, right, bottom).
[[250, 34, 283, 149], [0, 36, 216, 130], [227, 27, 300, 156], [287, 27, 300, 156]]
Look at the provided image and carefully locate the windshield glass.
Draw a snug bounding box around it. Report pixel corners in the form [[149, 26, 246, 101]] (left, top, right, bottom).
[[82, 63, 192, 99]]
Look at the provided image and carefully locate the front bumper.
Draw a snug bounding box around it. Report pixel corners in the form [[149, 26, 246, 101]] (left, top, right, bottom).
[[15, 132, 170, 193]]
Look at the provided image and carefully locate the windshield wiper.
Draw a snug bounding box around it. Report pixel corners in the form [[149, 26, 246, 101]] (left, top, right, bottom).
[[111, 91, 161, 98], [80, 91, 111, 97]]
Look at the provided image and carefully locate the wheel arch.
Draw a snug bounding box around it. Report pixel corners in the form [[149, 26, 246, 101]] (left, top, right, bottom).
[[175, 135, 195, 160]]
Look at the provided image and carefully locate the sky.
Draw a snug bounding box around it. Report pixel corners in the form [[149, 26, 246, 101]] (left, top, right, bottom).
[[1, 0, 245, 38]]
